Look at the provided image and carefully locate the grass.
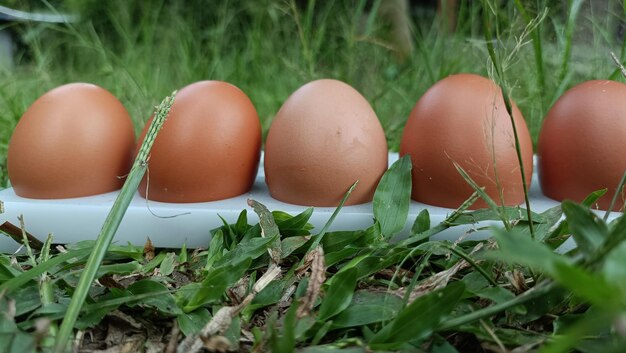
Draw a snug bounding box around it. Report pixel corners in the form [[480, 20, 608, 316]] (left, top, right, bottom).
[[1, 0, 626, 352]]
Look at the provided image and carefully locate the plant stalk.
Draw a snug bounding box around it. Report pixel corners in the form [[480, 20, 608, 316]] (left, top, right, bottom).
[[53, 92, 176, 353]]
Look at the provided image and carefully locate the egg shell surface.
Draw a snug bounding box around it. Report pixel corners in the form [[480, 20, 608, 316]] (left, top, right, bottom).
[[264, 79, 388, 206], [538, 80, 626, 211], [400, 73, 534, 209], [137, 81, 262, 203], [7, 83, 135, 199]]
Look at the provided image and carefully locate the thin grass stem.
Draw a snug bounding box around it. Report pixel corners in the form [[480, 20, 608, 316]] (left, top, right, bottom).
[[500, 85, 535, 239], [53, 92, 176, 353], [513, 0, 546, 111], [38, 234, 57, 346]]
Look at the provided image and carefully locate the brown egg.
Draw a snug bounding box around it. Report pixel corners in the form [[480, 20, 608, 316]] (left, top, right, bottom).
[[7, 83, 135, 199], [400, 73, 533, 209], [538, 80, 626, 211], [137, 81, 261, 203], [264, 79, 388, 206]]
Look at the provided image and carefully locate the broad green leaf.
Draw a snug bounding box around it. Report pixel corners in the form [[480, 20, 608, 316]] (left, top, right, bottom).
[[12, 285, 41, 317], [318, 267, 358, 321], [274, 208, 315, 237], [205, 229, 225, 270], [561, 201, 608, 257], [581, 189, 608, 208], [235, 210, 249, 235], [95, 261, 141, 278], [66, 241, 143, 260], [250, 280, 285, 308], [595, 212, 626, 262], [127, 279, 181, 315], [492, 228, 569, 273], [0, 332, 36, 353], [0, 296, 37, 353], [472, 287, 526, 315], [331, 291, 403, 329], [178, 242, 188, 263], [495, 229, 620, 308], [176, 308, 211, 337], [281, 236, 311, 258], [182, 257, 251, 312], [535, 205, 566, 243], [306, 181, 359, 253], [225, 315, 241, 351], [249, 199, 281, 240], [214, 235, 275, 268], [369, 281, 465, 348], [602, 242, 626, 291], [540, 309, 613, 353], [453, 207, 542, 225], [0, 256, 20, 281], [431, 339, 460, 353], [295, 315, 316, 341], [159, 252, 177, 276], [321, 223, 381, 254], [216, 214, 236, 246], [373, 155, 412, 238], [271, 300, 297, 353], [551, 261, 619, 308], [411, 209, 430, 235], [248, 199, 282, 262], [325, 248, 362, 268], [142, 252, 167, 272]]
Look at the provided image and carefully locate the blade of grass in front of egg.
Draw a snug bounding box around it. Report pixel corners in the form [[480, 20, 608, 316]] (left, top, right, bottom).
[[54, 92, 176, 353], [481, 2, 535, 238], [452, 161, 511, 231], [373, 155, 412, 239], [304, 180, 358, 258]]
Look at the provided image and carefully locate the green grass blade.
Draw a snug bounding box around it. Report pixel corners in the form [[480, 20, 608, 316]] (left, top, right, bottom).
[[557, 0, 584, 86], [305, 181, 358, 255], [369, 281, 465, 349], [605, 169, 626, 220], [452, 161, 511, 230], [561, 201, 608, 258], [411, 209, 430, 235], [513, 0, 546, 109], [248, 199, 282, 264], [53, 92, 176, 353], [317, 267, 358, 321], [0, 248, 91, 292], [373, 155, 412, 238]]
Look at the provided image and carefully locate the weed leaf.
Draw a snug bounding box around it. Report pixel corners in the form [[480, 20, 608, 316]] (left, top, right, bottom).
[[0, 248, 91, 292], [182, 257, 251, 312], [493, 228, 568, 272], [331, 291, 403, 329], [369, 281, 465, 348], [127, 279, 181, 315], [317, 267, 358, 321], [581, 189, 608, 207], [561, 201, 608, 257], [274, 208, 315, 237], [373, 155, 412, 238], [411, 209, 431, 235]]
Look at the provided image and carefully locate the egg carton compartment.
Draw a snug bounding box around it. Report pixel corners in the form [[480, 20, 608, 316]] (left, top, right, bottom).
[[0, 153, 622, 253]]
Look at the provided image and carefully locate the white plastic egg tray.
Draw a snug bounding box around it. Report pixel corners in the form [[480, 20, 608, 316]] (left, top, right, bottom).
[[0, 153, 622, 252]]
